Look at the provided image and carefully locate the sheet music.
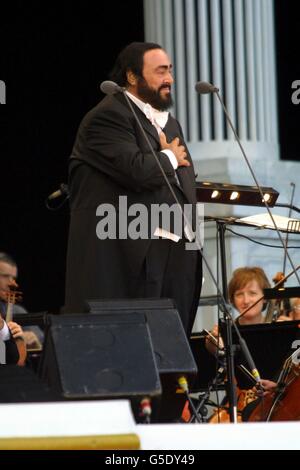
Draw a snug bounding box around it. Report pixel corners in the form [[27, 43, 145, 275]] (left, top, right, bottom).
[[236, 213, 300, 232]]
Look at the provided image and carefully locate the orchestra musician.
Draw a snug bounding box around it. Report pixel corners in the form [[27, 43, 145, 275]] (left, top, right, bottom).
[[205, 266, 290, 423], [0, 314, 25, 365], [0, 252, 27, 364]]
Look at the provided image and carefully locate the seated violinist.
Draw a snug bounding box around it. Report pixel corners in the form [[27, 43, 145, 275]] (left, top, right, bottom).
[[0, 314, 26, 365], [0, 252, 43, 350], [206, 266, 271, 358], [0, 252, 26, 315], [205, 267, 278, 423], [0, 252, 27, 364], [206, 266, 291, 356]]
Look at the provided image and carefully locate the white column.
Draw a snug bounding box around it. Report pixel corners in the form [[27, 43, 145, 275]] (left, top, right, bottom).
[[211, 0, 224, 141], [253, 0, 265, 141], [245, 0, 257, 141], [267, 0, 278, 143], [198, 0, 212, 142], [222, 0, 236, 141], [234, 0, 248, 140], [186, 0, 199, 142], [143, 0, 279, 158], [173, 0, 187, 135]]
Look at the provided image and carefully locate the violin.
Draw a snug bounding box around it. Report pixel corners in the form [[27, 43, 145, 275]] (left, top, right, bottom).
[[246, 348, 300, 421], [4, 288, 27, 366], [265, 271, 291, 322]]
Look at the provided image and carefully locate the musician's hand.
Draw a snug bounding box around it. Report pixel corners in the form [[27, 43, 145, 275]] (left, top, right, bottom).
[[205, 324, 225, 355], [255, 379, 277, 397], [0, 316, 4, 330], [7, 321, 25, 340], [23, 330, 41, 349]]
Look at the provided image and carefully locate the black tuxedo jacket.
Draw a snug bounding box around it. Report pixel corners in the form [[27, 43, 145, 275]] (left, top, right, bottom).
[[65, 93, 200, 312]]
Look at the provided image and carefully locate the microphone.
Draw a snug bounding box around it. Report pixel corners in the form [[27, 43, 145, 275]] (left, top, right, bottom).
[[48, 183, 69, 200], [100, 80, 124, 95], [195, 81, 219, 94]]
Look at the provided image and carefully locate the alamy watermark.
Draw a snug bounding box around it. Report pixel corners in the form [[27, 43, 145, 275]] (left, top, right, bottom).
[[0, 80, 6, 104], [291, 80, 300, 105], [95, 196, 204, 251]]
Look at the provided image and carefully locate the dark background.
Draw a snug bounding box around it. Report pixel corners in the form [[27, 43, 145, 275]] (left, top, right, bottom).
[[0, 1, 299, 312], [0, 2, 144, 312]]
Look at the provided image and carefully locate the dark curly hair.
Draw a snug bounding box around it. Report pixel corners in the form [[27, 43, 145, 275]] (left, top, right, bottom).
[[109, 42, 163, 87]]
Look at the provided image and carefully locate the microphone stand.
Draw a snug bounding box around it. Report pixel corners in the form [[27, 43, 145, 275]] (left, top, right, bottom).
[[278, 184, 296, 319], [189, 351, 226, 423], [217, 221, 229, 300], [214, 88, 300, 285], [215, 221, 240, 420], [102, 81, 244, 422], [124, 88, 269, 422]]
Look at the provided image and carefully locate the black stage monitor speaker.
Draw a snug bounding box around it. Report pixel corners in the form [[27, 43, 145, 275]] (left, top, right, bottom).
[[39, 313, 161, 421], [0, 365, 60, 403], [87, 298, 198, 422]]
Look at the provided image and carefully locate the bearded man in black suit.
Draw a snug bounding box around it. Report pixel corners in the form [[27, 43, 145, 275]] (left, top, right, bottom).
[[65, 42, 202, 335]]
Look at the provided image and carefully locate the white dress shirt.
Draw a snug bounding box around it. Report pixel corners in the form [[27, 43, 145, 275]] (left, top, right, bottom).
[[0, 321, 11, 341], [125, 92, 195, 242], [126, 91, 178, 170]]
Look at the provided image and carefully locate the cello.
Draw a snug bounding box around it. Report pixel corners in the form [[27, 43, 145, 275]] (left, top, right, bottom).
[[246, 347, 300, 421], [208, 384, 257, 423]]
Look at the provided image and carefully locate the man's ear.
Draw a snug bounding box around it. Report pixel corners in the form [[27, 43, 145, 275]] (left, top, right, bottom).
[[127, 71, 137, 86]]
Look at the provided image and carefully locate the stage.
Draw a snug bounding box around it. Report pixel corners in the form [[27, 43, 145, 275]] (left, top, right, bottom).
[[0, 400, 299, 450]]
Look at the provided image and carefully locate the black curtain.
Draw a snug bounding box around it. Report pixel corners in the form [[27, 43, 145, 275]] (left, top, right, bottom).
[[275, 0, 300, 161], [0, 2, 144, 312]]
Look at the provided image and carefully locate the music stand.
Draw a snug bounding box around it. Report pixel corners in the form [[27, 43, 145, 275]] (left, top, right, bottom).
[[189, 333, 225, 391], [220, 320, 300, 389]]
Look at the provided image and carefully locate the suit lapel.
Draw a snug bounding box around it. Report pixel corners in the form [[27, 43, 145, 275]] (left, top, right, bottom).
[[114, 93, 160, 144], [163, 117, 197, 205]]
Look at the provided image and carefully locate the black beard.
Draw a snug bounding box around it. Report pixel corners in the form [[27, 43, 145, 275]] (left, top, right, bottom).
[[136, 77, 173, 111]]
